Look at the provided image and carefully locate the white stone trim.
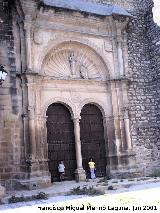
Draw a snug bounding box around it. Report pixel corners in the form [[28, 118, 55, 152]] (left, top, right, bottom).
[[77, 98, 108, 119], [41, 97, 76, 118]]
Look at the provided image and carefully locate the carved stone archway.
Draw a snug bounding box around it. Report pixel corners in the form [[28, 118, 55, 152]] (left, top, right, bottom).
[[78, 98, 109, 119], [41, 42, 109, 81], [41, 98, 86, 182], [42, 97, 76, 119], [36, 38, 113, 76], [23, 35, 134, 185]]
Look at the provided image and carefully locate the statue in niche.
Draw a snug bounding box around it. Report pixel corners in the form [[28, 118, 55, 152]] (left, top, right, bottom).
[[68, 52, 77, 77], [79, 64, 88, 79], [68, 52, 88, 79]]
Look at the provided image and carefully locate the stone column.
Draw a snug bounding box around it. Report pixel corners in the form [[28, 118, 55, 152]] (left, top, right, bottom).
[[22, 114, 29, 160], [34, 114, 49, 162], [19, 22, 26, 72], [28, 108, 36, 161], [73, 117, 86, 182], [25, 75, 39, 178], [121, 80, 132, 151], [27, 107, 42, 180], [33, 114, 51, 177], [117, 36, 124, 77], [124, 109, 132, 150], [24, 22, 32, 71]]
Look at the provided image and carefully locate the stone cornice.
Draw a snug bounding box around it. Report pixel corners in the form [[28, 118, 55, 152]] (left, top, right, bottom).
[[29, 12, 113, 38], [32, 22, 112, 39], [17, 72, 131, 85]]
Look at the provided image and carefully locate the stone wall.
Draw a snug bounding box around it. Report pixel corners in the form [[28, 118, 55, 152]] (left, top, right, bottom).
[[145, 0, 160, 170], [127, 0, 158, 175], [0, 0, 24, 189], [127, 0, 160, 175], [88, 0, 160, 175]]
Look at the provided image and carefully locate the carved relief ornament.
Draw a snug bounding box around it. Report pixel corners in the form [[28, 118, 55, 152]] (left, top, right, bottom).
[[42, 43, 107, 80]]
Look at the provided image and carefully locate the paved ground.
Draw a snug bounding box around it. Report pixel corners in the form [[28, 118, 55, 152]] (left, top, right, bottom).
[[1, 177, 160, 213]]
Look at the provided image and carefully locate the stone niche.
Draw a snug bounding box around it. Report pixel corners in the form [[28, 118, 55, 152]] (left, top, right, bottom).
[[42, 42, 108, 80]]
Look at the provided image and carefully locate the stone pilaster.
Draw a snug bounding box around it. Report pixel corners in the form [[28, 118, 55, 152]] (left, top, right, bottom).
[[28, 108, 36, 162], [17, 74, 51, 189], [117, 36, 124, 77], [24, 22, 33, 71], [110, 81, 122, 154]]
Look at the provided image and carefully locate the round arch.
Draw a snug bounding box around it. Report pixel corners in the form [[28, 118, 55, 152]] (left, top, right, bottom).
[[41, 97, 76, 119], [37, 38, 112, 77], [41, 41, 109, 80], [78, 98, 108, 119]]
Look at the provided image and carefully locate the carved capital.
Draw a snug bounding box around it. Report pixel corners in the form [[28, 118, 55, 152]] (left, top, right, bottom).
[[24, 72, 39, 84], [121, 106, 130, 118], [114, 17, 130, 32], [28, 107, 35, 118], [117, 35, 123, 44], [72, 116, 81, 123]]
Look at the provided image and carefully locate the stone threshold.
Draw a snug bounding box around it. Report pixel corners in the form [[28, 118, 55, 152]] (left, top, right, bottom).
[[1, 177, 160, 204]]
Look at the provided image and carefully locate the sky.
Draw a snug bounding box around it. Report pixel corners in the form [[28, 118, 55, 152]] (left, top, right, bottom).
[[153, 0, 160, 26]]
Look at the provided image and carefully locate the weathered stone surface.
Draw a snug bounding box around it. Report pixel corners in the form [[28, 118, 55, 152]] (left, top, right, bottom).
[[14, 176, 51, 190], [0, 184, 6, 200]]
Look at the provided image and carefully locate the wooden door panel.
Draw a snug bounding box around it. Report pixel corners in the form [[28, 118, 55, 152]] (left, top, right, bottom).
[[80, 104, 107, 177], [47, 103, 76, 182]]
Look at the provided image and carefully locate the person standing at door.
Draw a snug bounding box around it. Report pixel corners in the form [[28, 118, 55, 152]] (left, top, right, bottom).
[[88, 158, 96, 179], [58, 160, 65, 182]]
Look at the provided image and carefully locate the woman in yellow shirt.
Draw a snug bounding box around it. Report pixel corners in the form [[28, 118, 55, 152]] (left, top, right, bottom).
[[88, 158, 96, 179]]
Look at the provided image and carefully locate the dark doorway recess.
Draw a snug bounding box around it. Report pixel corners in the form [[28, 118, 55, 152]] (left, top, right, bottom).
[[80, 104, 107, 178], [46, 103, 76, 182]]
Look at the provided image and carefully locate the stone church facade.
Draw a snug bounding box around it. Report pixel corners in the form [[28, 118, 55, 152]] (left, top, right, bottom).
[[0, 0, 160, 190]]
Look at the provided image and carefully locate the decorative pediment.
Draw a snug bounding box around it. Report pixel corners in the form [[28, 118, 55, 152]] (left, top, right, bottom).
[[42, 43, 108, 80]]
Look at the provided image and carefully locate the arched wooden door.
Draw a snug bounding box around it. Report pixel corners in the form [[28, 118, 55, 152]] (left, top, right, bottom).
[[46, 103, 76, 182], [80, 104, 107, 178]]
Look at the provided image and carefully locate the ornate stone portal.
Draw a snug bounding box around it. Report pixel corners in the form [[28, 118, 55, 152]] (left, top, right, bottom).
[[12, 0, 138, 189]]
